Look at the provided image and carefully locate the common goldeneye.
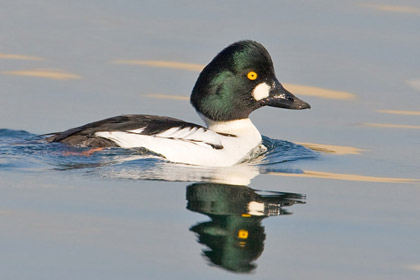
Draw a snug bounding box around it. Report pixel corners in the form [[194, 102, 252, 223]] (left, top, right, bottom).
[[47, 40, 310, 166]]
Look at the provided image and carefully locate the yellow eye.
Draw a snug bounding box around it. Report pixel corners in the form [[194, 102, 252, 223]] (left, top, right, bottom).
[[247, 71, 258, 80]]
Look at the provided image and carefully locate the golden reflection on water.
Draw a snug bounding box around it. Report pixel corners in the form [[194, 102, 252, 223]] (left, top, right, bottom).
[[116, 60, 357, 100], [269, 170, 419, 183], [113, 60, 204, 71], [2, 69, 81, 80], [363, 123, 420, 129], [377, 110, 420, 116], [283, 84, 355, 100], [362, 4, 420, 15], [0, 53, 44, 61], [407, 79, 420, 91], [406, 264, 420, 272], [143, 93, 189, 101], [296, 142, 366, 155]]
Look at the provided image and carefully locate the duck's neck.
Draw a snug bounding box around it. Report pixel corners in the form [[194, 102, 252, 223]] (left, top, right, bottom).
[[199, 114, 260, 137]]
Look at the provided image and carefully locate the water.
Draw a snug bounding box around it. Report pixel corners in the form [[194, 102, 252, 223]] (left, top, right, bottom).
[[1, 1, 420, 279], [0, 128, 315, 276], [0, 129, 316, 177]]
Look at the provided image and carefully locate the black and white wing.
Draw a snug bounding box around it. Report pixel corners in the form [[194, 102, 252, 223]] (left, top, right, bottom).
[[46, 114, 223, 149]]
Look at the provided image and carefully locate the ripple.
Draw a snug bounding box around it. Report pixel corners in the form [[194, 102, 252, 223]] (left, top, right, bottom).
[[377, 109, 420, 116], [0, 53, 44, 61], [4, 129, 417, 184], [363, 123, 420, 129], [362, 4, 420, 15], [0, 129, 316, 184], [2, 69, 81, 80], [112, 60, 203, 71]]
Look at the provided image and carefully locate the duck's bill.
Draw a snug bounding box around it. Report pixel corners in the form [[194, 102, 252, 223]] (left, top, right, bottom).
[[262, 81, 311, 110]]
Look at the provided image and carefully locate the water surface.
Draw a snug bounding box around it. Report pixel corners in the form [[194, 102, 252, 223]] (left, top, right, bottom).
[[1, 1, 420, 279]]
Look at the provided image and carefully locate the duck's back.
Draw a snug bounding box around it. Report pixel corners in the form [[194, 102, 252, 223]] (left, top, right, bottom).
[[47, 114, 223, 150]]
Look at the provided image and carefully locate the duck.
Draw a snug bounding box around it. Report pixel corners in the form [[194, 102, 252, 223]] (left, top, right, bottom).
[[46, 40, 310, 166]]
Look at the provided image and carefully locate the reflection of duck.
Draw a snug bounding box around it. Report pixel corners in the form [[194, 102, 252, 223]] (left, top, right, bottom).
[[46, 40, 310, 166], [186, 182, 305, 273], [101, 158, 262, 185]]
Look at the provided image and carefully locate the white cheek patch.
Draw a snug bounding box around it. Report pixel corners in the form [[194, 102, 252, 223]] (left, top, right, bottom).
[[252, 82, 271, 101], [248, 201, 265, 216]]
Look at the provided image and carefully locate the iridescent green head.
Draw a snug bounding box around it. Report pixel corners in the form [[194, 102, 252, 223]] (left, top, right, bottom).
[[191, 40, 310, 121]]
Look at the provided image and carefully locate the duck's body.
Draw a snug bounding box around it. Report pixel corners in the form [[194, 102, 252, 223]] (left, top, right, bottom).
[[48, 114, 262, 166], [47, 40, 310, 166]]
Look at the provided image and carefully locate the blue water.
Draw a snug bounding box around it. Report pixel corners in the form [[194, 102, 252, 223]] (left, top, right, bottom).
[[1, 1, 420, 279], [0, 128, 317, 179], [0, 128, 314, 275]]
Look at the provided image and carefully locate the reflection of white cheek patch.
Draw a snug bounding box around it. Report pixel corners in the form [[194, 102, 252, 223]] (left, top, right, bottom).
[[252, 82, 271, 101], [248, 201, 265, 216]]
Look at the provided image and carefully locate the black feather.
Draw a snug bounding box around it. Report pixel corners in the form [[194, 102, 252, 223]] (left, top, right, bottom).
[[46, 114, 214, 148]]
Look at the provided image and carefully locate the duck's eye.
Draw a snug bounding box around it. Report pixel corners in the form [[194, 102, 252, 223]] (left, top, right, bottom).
[[247, 71, 258, 81]]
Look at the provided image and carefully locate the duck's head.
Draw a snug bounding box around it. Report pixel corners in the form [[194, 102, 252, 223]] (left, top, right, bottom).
[[191, 40, 310, 122]]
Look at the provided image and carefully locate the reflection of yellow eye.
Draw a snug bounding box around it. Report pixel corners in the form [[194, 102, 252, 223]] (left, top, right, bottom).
[[238, 230, 249, 239], [247, 71, 258, 80]]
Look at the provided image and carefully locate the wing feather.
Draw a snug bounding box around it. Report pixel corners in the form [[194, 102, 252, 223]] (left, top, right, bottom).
[[47, 114, 223, 149], [126, 125, 223, 149]]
